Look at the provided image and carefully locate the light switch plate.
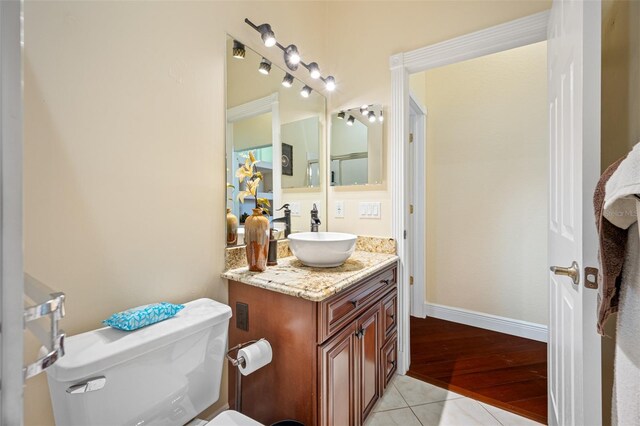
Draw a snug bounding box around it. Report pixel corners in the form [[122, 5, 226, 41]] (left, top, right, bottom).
[[289, 202, 301, 217], [335, 200, 345, 218], [359, 202, 381, 219]]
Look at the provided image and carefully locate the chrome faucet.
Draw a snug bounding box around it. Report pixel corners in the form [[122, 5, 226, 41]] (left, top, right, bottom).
[[271, 204, 291, 238], [310, 203, 321, 232]]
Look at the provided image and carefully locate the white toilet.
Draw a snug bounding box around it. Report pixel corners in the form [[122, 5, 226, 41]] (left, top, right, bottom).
[[44, 298, 262, 426]]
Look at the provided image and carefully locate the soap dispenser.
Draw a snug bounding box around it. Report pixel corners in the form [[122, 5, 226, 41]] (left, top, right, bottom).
[[267, 228, 278, 266]]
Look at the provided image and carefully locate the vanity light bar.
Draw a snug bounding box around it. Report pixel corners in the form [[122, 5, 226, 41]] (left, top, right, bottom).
[[244, 18, 337, 93], [340, 105, 384, 125]]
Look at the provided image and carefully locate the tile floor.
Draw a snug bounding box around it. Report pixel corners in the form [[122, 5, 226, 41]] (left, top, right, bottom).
[[365, 375, 544, 426]]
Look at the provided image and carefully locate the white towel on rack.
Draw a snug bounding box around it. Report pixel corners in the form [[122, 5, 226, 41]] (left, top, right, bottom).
[[605, 142, 640, 229], [604, 145, 640, 425]]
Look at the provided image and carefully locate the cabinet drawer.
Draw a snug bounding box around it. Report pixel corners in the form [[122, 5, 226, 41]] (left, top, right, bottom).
[[318, 265, 396, 343], [381, 291, 397, 341], [380, 332, 397, 391]]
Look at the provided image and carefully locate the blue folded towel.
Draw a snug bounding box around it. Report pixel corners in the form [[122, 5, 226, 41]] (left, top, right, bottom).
[[103, 302, 185, 331]]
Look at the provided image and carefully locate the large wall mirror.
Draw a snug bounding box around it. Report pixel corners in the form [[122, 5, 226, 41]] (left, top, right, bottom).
[[330, 105, 384, 186], [226, 36, 327, 246]]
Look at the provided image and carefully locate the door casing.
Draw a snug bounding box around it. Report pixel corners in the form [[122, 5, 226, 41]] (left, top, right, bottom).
[[390, 9, 550, 377]]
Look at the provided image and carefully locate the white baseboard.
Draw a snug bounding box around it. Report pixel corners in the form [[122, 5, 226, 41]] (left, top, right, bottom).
[[424, 303, 548, 343]]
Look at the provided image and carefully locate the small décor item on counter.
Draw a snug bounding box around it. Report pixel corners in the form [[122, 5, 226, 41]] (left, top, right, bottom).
[[103, 302, 185, 331], [226, 208, 238, 246], [267, 228, 278, 266], [226, 183, 238, 246], [236, 151, 271, 272], [244, 209, 270, 271]]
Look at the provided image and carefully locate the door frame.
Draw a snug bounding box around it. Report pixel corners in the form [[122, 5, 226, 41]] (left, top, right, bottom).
[[0, 0, 24, 423], [389, 10, 549, 375], [408, 93, 426, 318]]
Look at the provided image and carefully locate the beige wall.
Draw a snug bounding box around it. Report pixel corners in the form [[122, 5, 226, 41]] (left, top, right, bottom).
[[412, 41, 548, 325], [23, 2, 328, 424], [601, 1, 640, 424], [233, 113, 273, 151], [23, 1, 552, 424], [325, 1, 550, 235], [602, 0, 640, 169]]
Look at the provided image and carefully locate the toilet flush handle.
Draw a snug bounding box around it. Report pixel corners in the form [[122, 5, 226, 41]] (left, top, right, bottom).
[[66, 376, 106, 394]]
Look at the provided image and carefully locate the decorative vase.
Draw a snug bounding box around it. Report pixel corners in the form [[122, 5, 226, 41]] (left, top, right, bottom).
[[226, 208, 238, 246], [244, 208, 269, 272]]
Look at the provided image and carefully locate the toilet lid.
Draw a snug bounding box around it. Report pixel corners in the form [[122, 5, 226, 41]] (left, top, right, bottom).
[[206, 410, 263, 426]]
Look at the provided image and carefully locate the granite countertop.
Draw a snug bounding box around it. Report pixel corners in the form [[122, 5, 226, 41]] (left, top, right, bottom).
[[221, 250, 399, 302]]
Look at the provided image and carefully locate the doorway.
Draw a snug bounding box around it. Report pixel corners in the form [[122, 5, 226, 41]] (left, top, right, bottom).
[[391, 6, 604, 426], [406, 39, 549, 424]]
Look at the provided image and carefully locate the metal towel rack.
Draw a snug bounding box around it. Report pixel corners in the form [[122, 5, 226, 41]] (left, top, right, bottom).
[[23, 274, 66, 380]]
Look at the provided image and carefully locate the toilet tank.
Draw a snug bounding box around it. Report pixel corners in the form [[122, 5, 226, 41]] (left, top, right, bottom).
[[44, 298, 232, 426]]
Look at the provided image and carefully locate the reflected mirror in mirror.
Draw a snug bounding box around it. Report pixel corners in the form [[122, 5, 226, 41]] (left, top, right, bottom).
[[330, 105, 383, 186], [226, 36, 327, 246]]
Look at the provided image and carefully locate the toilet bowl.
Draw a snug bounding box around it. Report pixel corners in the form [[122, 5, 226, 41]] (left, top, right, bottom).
[[43, 298, 263, 426]]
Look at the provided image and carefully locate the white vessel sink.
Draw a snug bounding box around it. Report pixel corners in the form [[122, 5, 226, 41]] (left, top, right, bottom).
[[287, 232, 357, 267]]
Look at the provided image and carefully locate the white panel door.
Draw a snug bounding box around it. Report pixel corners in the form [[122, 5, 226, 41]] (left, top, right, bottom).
[[547, 1, 601, 425]]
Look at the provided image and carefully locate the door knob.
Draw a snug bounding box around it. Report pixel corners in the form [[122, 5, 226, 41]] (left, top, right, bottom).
[[550, 261, 580, 285]]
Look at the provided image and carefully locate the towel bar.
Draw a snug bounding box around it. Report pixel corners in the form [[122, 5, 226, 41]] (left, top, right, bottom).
[[23, 274, 66, 380]]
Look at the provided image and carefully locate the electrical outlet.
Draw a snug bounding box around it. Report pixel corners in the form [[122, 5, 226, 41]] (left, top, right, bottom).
[[335, 200, 345, 218], [289, 202, 301, 217], [236, 302, 249, 331], [359, 202, 381, 219]]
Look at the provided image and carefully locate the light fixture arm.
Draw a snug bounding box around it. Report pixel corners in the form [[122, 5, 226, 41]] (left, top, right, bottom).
[[244, 18, 336, 90]]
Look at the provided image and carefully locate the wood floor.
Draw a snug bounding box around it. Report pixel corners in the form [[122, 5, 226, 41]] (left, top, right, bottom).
[[408, 316, 547, 424]]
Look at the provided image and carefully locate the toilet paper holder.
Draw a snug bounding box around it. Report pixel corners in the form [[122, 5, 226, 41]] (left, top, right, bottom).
[[226, 338, 263, 413]]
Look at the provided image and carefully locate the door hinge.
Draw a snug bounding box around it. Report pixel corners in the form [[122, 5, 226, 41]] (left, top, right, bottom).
[[409, 133, 414, 143], [410, 276, 414, 286], [409, 204, 414, 214], [403, 230, 407, 239], [584, 267, 599, 289]]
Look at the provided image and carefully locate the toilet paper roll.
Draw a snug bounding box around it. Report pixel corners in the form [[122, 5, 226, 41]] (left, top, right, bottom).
[[238, 339, 273, 376]]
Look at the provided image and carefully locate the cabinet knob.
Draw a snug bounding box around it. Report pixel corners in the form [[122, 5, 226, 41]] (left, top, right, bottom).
[[389, 360, 396, 368], [381, 279, 391, 285], [355, 327, 367, 339], [350, 300, 359, 308]]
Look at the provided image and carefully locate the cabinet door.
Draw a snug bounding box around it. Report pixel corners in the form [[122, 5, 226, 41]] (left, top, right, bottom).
[[381, 331, 398, 391], [357, 304, 381, 423], [319, 322, 358, 426], [381, 291, 397, 341]]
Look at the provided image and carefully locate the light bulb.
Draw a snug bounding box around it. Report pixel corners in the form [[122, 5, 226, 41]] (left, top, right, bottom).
[[258, 58, 271, 75], [282, 73, 294, 88], [347, 115, 355, 126], [285, 45, 300, 65], [258, 24, 276, 47], [308, 62, 321, 79], [232, 40, 245, 59], [325, 76, 336, 92], [368, 111, 376, 122], [301, 85, 312, 98]]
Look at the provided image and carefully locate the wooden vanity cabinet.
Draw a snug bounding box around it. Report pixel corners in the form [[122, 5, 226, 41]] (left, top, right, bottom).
[[228, 262, 398, 426]]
